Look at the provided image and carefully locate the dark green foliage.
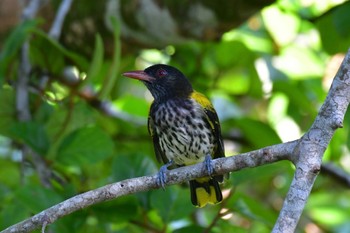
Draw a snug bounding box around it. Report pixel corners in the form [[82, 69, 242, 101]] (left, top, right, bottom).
[[1, 1, 350, 233]]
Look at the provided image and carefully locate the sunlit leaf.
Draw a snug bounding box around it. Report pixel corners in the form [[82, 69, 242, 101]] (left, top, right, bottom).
[[273, 45, 326, 79], [316, 2, 350, 54], [114, 94, 150, 117], [217, 68, 250, 95], [214, 41, 253, 68], [262, 6, 301, 46], [306, 192, 350, 226]]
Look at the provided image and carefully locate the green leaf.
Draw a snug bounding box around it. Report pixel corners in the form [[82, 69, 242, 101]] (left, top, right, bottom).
[[233, 195, 276, 226], [306, 192, 350, 226], [45, 102, 96, 159], [0, 159, 20, 187], [0, 198, 30, 230], [274, 45, 325, 79], [222, 20, 274, 54], [57, 126, 114, 165], [262, 6, 301, 46], [173, 225, 205, 233], [15, 184, 63, 212], [112, 153, 156, 181], [30, 29, 89, 70], [150, 186, 194, 223], [85, 34, 104, 84], [0, 20, 39, 83], [0, 89, 16, 136], [98, 17, 121, 99], [92, 196, 139, 223], [316, 2, 350, 54], [45, 103, 95, 140], [274, 81, 318, 118], [10, 121, 50, 155], [29, 33, 65, 74], [114, 95, 150, 117], [214, 41, 253, 68], [234, 118, 281, 148], [217, 68, 250, 95]]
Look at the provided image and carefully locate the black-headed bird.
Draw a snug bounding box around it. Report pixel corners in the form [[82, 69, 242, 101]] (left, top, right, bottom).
[[123, 64, 227, 207]]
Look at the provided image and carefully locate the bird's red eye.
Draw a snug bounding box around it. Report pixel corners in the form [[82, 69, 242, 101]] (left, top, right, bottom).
[[156, 69, 167, 78]]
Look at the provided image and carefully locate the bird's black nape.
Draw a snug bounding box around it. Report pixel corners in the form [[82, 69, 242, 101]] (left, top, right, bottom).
[[142, 64, 193, 101]]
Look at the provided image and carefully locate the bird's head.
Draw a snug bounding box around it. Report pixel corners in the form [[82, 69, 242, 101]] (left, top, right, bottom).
[[123, 64, 193, 101]]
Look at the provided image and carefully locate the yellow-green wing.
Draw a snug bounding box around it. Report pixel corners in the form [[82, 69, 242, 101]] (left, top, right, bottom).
[[191, 91, 225, 159]]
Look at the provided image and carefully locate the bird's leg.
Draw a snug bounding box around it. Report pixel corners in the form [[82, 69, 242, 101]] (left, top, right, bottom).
[[156, 160, 174, 189], [204, 154, 214, 176]]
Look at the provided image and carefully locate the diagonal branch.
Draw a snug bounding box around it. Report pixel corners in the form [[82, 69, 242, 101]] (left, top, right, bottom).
[[1, 141, 296, 233], [272, 49, 350, 233]]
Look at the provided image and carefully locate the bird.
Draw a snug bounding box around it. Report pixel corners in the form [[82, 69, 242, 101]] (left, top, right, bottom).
[[123, 64, 227, 207]]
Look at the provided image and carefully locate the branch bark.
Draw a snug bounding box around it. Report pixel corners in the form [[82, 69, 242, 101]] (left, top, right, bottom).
[[3, 49, 350, 232], [272, 49, 350, 232], [0, 141, 295, 233]]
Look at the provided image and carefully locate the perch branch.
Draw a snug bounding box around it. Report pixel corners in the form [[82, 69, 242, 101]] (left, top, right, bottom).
[[272, 49, 350, 233], [1, 141, 295, 233]]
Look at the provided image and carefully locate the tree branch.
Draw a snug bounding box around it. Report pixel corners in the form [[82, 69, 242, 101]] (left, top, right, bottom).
[[272, 49, 350, 233], [1, 141, 295, 233]]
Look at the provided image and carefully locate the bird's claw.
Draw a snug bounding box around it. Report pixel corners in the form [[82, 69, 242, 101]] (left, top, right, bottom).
[[204, 154, 214, 176], [156, 160, 173, 189]]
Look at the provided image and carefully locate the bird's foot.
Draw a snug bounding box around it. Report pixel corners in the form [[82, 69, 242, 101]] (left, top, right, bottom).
[[204, 154, 214, 176], [156, 160, 173, 189]]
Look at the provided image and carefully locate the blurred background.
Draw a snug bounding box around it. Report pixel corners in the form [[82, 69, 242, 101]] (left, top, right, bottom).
[[1, 0, 350, 232]]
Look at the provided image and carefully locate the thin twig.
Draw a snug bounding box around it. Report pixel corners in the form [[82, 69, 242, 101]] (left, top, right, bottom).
[[321, 163, 350, 187], [21, 0, 45, 20], [49, 0, 74, 39]]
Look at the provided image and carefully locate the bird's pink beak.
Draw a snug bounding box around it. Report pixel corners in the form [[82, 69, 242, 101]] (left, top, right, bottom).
[[122, 70, 156, 82]]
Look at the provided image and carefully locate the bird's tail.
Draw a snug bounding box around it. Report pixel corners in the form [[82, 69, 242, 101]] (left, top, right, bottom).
[[189, 177, 223, 207]]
